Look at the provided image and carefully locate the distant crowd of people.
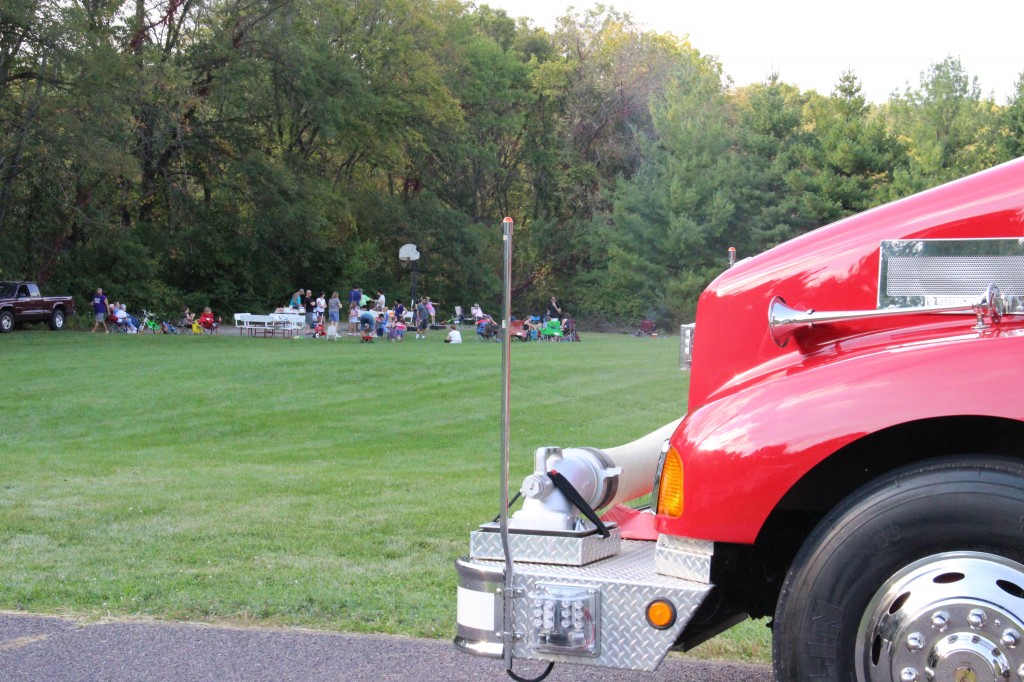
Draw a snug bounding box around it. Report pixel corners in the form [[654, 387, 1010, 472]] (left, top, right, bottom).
[[464, 295, 575, 342], [282, 287, 446, 342], [90, 287, 218, 334], [279, 289, 569, 344], [87, 285, 568, 343]]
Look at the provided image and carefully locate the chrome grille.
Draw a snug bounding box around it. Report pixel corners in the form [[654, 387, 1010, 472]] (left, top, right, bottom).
[[880, 239, 1024, 310]]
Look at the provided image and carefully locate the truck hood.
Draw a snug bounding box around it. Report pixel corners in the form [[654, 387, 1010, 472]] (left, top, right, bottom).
[[688, 157, 1024, 412]]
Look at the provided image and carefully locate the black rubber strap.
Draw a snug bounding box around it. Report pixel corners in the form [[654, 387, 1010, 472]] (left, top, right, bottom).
[[547, 470, 610, 538], [507, 661, 554, 682]]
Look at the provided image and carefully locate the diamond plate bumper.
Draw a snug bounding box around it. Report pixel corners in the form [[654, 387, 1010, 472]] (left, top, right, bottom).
[[655, 534, 713, 582], [455, 538, 713, 672]]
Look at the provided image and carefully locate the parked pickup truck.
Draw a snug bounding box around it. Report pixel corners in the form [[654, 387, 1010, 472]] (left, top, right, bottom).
[[0, 281, 75, 333]]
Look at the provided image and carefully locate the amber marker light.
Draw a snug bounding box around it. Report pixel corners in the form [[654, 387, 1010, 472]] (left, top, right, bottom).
[[645, 598, 677, 629], [655, 445, 684, 518]]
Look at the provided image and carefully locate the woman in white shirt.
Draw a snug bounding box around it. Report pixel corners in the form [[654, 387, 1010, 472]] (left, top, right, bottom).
[[315, 292, 326, 323]]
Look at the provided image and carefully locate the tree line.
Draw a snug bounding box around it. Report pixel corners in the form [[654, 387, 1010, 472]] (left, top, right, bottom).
[[3, 0, 1024, 327]]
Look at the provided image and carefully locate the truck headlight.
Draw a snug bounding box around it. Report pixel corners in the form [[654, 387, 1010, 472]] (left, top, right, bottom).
[[653, 441, 683, 518]]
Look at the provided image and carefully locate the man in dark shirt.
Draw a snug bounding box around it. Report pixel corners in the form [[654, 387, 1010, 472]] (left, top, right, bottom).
[[415, 299, 430, 339], [546, 296, 562, 322], [91, 288, 108, 333]]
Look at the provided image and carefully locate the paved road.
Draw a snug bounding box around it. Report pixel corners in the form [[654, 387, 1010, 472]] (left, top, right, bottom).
[[0, 612, 772, 681]]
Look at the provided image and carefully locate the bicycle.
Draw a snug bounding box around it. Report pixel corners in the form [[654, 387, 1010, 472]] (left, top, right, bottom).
[[138, 309, 163, 334]]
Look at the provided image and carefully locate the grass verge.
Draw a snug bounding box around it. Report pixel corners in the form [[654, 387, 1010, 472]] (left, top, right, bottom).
[[0, 327, 769, 662]]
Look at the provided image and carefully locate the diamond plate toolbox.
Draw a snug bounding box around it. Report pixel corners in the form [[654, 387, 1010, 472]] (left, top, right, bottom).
[[470, 524, 621, 566]]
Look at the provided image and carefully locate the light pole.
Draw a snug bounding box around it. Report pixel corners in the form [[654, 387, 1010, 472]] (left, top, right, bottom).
[[498, 216, 514, 672], [398, 243, 420, 309]]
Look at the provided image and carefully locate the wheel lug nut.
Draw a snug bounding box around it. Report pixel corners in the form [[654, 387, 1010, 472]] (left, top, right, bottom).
[[931, 611, 949, 632], [900, 667, 920, 682], [906, 632, 926, 652], [968, 609, 987, 629], [1003, 628, 1021, 648]]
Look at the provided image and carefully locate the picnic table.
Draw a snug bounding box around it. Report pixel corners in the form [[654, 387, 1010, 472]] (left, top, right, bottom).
[[233, 312, 304, 338]]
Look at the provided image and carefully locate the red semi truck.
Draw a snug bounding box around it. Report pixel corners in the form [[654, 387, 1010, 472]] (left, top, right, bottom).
[[455, 158, 1024, 682]]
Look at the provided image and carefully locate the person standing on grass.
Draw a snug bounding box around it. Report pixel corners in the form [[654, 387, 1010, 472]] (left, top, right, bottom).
[[289, 289, 302, 309], [348, 301, 359, 335], [327, 292, 341, 331], [375, 290, 386, 312], [415, 298, 430, 339], [546, 296, 562, 322], [315, 291, 327, 324], [425, 297, 436, 326], [91, 288, 109, 333], [303, 289, 315, 327]]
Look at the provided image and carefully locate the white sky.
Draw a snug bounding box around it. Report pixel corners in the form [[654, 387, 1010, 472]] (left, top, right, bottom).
[[482, 0, 1024, 103]]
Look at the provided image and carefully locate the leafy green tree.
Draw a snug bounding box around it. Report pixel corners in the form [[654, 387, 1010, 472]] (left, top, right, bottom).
[[886, 57, 1006, 195], [515, 7, 686, 313], [1001, 73, 1024, 160], [800, 71, 907, 223], [579, 49, 733, 323], [3, 1, 1021, 326], [0, 0, 135, 290], [728, 76, 818, 252]]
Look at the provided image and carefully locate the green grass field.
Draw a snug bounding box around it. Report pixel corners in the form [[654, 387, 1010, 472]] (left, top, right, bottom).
[[0, 326, 770, 662]]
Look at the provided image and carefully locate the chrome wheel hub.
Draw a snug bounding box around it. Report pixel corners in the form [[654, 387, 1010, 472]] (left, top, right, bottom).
[[857, 552, 1024, 681]]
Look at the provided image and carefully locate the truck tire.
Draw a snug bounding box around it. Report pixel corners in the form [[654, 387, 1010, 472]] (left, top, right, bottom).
[[772, 456, 1024, 682], [0, 310, 13, 333], [48, 308, 65, 330]]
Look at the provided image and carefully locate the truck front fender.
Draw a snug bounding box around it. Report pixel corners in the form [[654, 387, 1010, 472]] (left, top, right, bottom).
[[659, 329, 1024, 543]]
